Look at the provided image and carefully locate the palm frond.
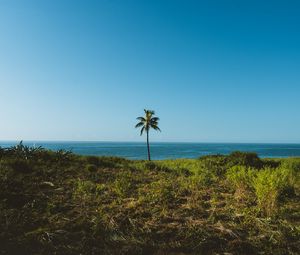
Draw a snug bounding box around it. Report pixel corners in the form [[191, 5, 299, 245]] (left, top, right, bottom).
[[151, 125, 161, 132], [151, 117, 160, 122], [144, 109, 155, 115], [136, 117, 146, 122], [150, 120, 159, 125], [135, 122, 144, 128], [136, 109, 160, 136]]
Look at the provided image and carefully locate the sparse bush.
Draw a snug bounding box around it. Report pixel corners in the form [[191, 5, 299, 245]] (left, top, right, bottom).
[[226, 165, 255, 190], [252, 168, 290, 216], [280, 158, 300, 188], [55, 149, 73, 163], [226, 165, 256, 203]]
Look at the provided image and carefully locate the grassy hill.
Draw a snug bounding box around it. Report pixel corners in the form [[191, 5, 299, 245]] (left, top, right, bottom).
[[0, 143, 299, 254]]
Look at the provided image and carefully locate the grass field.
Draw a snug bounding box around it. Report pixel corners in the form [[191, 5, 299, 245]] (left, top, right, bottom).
[[0, 143, 299, 254]]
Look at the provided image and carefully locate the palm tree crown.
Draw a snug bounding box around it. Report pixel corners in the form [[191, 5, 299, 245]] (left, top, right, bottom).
[[135, 109, 160, 160], [135, 109, 161, 135]]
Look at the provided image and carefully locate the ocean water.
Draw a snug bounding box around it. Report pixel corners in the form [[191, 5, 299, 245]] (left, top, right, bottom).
[[1, 141, 300, 160]]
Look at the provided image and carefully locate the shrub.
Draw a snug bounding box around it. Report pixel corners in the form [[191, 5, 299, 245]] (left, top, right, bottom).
[[194, 166, 215, 186], [55, 149, 73, 163], [198, 155, 228, 176], [280, 158, 300, 187], [226, 165, 256, 203], [252, 168, 290, 216], [227, 151, 263, 169], [226, 165, 255, 190]]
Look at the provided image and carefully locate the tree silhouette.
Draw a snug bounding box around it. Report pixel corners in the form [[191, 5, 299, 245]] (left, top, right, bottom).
[[135, 109, 161, 161]]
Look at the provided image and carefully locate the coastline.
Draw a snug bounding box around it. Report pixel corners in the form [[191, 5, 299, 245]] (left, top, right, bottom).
[[1, 141, 300, 159]]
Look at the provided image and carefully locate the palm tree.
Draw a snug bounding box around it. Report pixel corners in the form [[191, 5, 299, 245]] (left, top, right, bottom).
[[135, 109, 161, 161]]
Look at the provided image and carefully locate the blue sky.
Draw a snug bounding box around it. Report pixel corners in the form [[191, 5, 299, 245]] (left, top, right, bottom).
[[0, 0, 300, 142]]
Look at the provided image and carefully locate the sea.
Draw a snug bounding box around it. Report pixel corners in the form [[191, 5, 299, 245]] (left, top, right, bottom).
[[1, 141, 300, 160]]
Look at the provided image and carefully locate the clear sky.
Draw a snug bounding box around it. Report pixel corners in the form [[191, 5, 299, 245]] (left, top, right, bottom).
[[0, 0, 300, 142]]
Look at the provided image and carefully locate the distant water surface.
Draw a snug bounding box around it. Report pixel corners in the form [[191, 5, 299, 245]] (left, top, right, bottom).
[[1, 141, 300, 160]]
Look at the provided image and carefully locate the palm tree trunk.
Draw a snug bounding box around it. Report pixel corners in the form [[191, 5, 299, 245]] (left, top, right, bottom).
[[146, 130, 151, 161]]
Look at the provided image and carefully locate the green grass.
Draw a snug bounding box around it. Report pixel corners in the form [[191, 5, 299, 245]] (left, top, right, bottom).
[[0, 143, 299, 254]]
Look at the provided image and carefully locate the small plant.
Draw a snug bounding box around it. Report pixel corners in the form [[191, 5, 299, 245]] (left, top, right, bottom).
[[55, 149, 73, 163], [252, 168, 289, 216], [95, 183, 106, 195], [73, 179, 96, 210], [226, 165, 255, 190], [226, 165, 256, 203], [280, 158, 300, 188], [113, 171, 134, 198]]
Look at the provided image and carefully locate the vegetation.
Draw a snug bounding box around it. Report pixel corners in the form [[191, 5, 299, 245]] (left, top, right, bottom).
[[0, 143, 299, 254], [135, 109, 161, 160]]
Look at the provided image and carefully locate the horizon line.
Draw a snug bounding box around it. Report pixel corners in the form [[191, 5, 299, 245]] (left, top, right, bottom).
[[1, 140, 300, 145]]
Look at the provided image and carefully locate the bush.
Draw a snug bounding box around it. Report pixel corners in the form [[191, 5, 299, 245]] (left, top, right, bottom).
[[198, 155, 228, 176], [252, 168, 290, 216], [227, 151, 263, 169], [280, 158, 300, 188], [194, 166, 215, 186], [54, 149, 73, 163], [226, 165, 256, 203], [226, 165, 255, 190]]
